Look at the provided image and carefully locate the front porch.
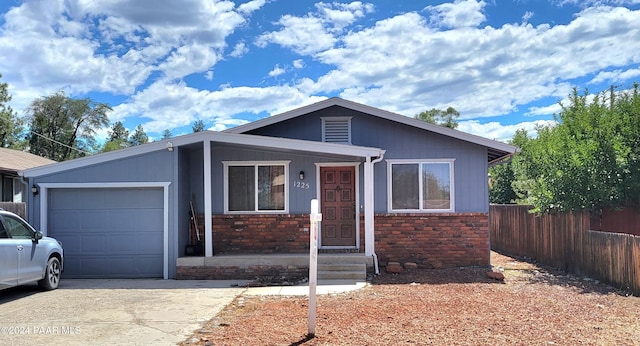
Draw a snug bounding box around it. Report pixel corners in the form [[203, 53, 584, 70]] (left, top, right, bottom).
[[176, 253, 373, 282]]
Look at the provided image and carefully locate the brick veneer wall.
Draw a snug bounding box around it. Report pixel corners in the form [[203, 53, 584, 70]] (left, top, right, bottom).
[[212, 214, 311, 254], [374, 213, 490, 268], [177, 212, 488, 279]]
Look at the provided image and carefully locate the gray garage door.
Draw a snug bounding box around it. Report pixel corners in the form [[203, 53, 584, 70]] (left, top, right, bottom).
[[48, 187, 164, 278]]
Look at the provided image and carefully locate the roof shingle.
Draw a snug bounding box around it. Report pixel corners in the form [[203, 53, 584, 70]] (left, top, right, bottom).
[[0, 148, 56, 173]]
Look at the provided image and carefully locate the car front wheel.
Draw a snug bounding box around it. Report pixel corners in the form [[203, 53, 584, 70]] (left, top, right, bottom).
[[38, 257, 61, 290]]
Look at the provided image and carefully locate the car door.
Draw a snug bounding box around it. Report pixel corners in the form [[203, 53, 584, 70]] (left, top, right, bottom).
[[2, 214, 48, 284], [0, 217, 19, 289]]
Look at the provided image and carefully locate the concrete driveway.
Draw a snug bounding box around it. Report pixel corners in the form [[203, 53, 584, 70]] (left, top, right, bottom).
[[0, 279, 245, 346]]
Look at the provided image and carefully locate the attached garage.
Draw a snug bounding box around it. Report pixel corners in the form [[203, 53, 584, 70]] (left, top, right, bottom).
[[45, 186, 166, 278]]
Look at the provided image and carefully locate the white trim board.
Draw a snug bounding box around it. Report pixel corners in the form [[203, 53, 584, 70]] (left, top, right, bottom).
[[37, 182, 172, 280]]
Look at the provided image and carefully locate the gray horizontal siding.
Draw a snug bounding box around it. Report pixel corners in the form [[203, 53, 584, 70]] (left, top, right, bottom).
[[33, 150, 175, 183], [245, 106, 490, 213], [185, 145, 364, 216]]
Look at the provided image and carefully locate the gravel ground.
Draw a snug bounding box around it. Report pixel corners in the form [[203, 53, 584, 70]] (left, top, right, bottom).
[[181, 251, 640, 345]]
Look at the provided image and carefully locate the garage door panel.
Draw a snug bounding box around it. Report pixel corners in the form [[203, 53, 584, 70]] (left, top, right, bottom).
[[48, 188, 164, 278], [80, 235, 109, 252], [50, 188, 162, 210], [50, 210, 80, 229], [109, 209, 163, 229], [65, 255, 163, 278]]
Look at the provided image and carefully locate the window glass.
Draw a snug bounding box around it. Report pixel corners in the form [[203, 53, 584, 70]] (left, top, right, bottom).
[[390, 161, 453, 212], [258, 165, 285, 210], [0, 221, 8, 239], [12, 178, 23, 203], [422, 163, 451, 209], [226, 163, 287, 212], [228, 166, 255, 211], [3, 215, 33, 239], [391, 164, 419, 209]]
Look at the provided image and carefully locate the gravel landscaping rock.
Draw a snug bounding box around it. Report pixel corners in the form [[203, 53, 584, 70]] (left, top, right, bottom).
[[180, 251, 640, 345]]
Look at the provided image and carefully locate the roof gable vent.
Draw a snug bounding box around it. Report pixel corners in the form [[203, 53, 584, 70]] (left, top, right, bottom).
[[322, 117, 352, 144]]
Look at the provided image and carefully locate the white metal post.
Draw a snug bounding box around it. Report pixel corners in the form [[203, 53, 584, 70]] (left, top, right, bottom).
[[308, 199, 322, 337], [203, 140, 213, 257]]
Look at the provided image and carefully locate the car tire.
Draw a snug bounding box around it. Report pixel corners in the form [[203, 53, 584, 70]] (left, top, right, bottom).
[[38, 257, 61, 291]]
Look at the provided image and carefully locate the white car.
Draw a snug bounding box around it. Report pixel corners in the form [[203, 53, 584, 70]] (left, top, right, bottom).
[[0, 209, 64, 291]]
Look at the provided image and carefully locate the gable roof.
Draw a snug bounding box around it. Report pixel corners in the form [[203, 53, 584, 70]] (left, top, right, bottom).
[[224, 97, 518, 163], [0, 148, 56, 174], [21, 131, 384, 178]]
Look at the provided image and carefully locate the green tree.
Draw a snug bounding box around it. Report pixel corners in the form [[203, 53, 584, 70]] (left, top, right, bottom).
[[415, 107, 460, 129], [0, 73, 24, 148], [192, 119, 205, 132], [161, 129, 172, 139], [25, 91, 111, 161], [129, 124, 148, 146], [511, 84, 640, 213], [489, 163, 517, 204], [489, 129, 528, 204], [102, 121, 130, 152]]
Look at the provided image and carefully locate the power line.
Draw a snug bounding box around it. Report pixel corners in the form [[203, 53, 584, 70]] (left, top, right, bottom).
[[29, 130, 93, 156]]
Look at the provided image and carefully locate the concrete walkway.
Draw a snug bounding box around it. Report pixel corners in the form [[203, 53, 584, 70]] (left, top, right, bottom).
[[243, 280, 368, 296], [0, 279, 367, 346]]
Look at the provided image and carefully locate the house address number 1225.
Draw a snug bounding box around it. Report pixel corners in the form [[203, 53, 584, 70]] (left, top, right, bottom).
[[293, 181, 310, 189]]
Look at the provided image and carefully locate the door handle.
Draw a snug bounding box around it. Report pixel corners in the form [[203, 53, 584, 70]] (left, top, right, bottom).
[[17, 245, 24, 251]]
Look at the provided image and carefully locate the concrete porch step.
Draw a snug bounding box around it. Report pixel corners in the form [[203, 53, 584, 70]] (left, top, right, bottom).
[[317, 263, 366, 281], [176, 253, 373, 281]]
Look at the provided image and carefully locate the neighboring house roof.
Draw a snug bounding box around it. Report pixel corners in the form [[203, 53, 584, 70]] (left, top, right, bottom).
[[0, 148, 56, 174], [223, 97, 518, 163], [21, 131, 385, 178]]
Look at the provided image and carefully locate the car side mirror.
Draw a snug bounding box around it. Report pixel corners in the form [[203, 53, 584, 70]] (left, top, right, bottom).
[[33, 231, 43, 244]]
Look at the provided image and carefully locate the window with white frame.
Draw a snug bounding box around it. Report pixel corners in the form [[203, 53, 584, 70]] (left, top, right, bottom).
[[388, 159, 454, 212], [223, 161, 289, 213]]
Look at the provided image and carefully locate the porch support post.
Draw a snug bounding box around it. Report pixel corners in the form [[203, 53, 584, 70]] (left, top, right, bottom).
[[203, 140, 213, 257], [364, 157, 374, 256]]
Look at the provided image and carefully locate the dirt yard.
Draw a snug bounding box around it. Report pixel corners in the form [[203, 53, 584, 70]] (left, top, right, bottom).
[[181, 252, 640, 345]]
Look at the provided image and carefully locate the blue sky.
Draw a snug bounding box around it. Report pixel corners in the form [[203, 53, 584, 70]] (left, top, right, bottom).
[[1, 0, 639, 143]]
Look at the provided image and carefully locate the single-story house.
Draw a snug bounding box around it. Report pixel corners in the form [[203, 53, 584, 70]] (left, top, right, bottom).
[[20, 98, 517, 280], [1, 147, 55, 202]]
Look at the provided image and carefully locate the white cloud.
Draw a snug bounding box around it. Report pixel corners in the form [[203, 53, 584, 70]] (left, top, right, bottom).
[[554, 0, 640, 6], [0, 0, 252, 111], [268, 65, 286, 77], [590, 68, 640, 85], [303, 5, 640, 120], [525, 103, 563, 117], [458, 119, 557, 142], [315, 1, 375, 31], [256, 14, 336, 55], [293, 59, 305, 69], [522, 11, 534, 23], [255, 2, 374, 55], [230, 42, 249, 57], [110, 80, 327, 132], [237, 0, 267, 15], [425, 0, 487, 29], [2, 0, 640, 142], [158, 44, 221, 80]]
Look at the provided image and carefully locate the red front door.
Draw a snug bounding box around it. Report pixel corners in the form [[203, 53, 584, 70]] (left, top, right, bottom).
[[320, 166, 356, 247]]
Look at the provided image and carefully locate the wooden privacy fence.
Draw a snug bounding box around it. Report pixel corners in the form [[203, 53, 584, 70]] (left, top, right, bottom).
[[0, 202, 26, 218], [490, 204, 640, 296]]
